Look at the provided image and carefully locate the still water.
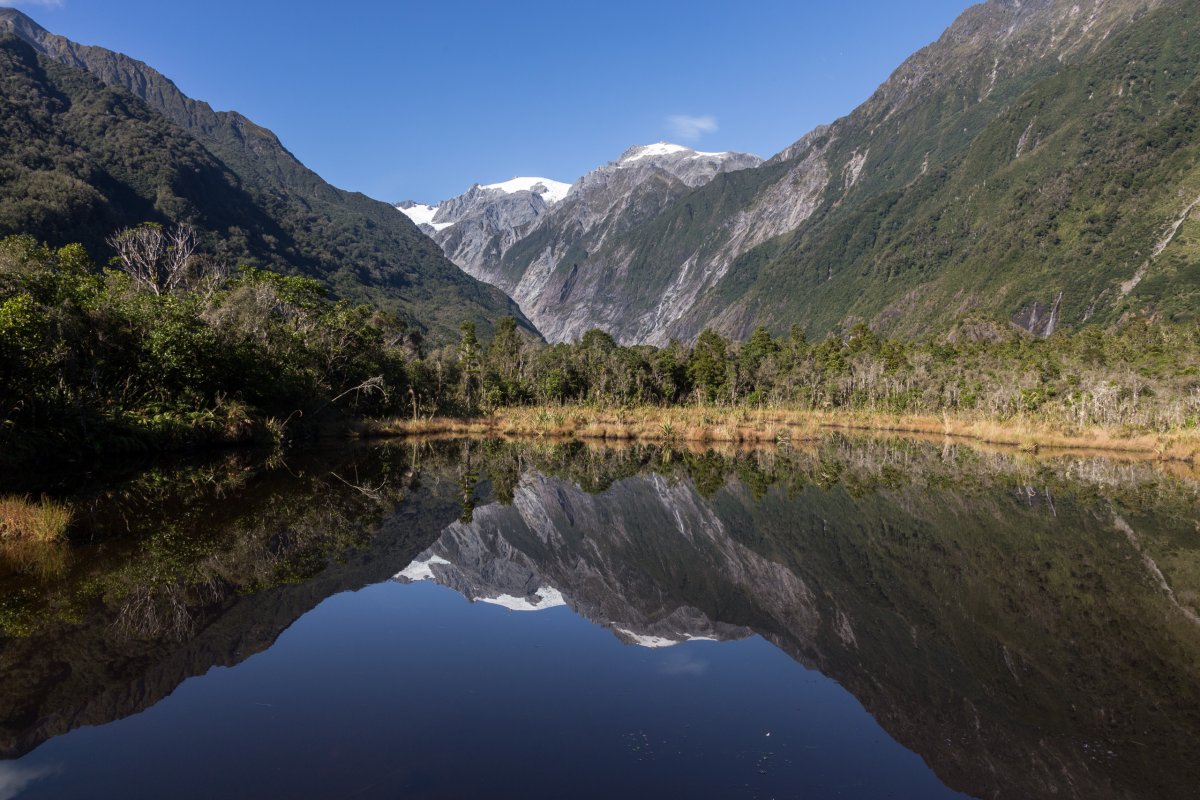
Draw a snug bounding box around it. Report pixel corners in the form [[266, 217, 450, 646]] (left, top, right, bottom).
[[0, 439, 1197, 799]]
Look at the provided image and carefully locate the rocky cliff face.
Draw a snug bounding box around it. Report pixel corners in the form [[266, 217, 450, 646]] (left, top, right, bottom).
[[445, 144, 763, 342], [397, 177, 571, 288], [396, 144, 761, 343]]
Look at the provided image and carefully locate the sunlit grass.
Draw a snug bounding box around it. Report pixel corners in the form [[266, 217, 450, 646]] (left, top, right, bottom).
[[0, 495, 73, 580], [0, 494, 73, 543], [362, 405, 1200, 464]]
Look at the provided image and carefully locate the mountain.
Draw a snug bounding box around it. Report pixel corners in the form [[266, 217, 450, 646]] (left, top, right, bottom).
[[676, 0, 1199, 341], [0, 9, 532, 343], [653, 0, 1199, 342], [394, 471, 760, 648], [398, 177, 573, 236], [407, 143, 762, 342], [396, 176, 571, 292], [415, 0, 1194, 345], [391, 446, 1200, 800]]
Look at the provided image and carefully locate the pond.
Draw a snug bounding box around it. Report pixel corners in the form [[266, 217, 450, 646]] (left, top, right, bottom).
[[0, 438, 1197, 799]]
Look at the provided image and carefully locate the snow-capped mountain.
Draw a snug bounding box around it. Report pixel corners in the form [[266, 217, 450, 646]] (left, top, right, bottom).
[[391, 470, 792, 650], [396, 143, 762, 342], [609, 142, 760, 187], [395, 177, 572, 293], [479, 177, 572, 204], [471, 142, 761, 342], [396, 177, 571, 236]]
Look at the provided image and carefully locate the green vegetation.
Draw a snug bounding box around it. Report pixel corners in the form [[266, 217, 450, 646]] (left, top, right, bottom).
[[0, 27, 527, 343], [3, 223, 1198, 465], [431, 319, 1200, 437], [700, 0, 1200, 338], [521, 0, 1200, 345], [0, 232, 418, 462]]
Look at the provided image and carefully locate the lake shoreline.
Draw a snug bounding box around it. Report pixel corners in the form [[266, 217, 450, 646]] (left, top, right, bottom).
[[361, 406, 1200, 464]]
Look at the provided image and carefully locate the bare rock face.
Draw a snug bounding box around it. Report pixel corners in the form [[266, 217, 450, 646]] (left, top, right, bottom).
[[394, 471, 813, 649], [395, 145, 763, 343], [464, 144, 763, 343], [397, 178, 570, 285]]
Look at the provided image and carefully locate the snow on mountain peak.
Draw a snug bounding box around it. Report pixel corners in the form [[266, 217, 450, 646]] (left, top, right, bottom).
[[476, 586, 567, 612], [482, 177, 572, 205], [619, 142, 730, 164], [395, 176, 571, 232], [395, 202, 454, 231]]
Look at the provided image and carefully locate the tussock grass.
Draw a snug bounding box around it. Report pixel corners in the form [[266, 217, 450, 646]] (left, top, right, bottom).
[[0, 495, 73, 579], [362, 405, 1200, 464], [0, 495, 73, 544]]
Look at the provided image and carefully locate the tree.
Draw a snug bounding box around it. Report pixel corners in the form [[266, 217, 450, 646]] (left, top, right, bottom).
[[689, 329, 729, 403], [107, 223, 204, 296], [458, 320, 481, 413], [488, 316, 521, 377], [738, 326, 780, 399]]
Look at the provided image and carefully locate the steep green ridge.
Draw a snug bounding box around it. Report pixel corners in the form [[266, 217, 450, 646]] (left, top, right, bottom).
[[0, 37, 274, 259], [0, 11, 531, 342], [703, 0, 1200, 338], [477, 0, 1191, 345]]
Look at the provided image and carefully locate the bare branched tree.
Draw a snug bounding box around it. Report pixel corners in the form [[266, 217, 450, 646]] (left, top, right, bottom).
[[188, 255, 230, 303], [107, 223, 204, 296]]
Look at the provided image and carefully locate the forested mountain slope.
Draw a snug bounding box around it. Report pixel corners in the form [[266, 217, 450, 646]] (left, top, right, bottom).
[[690, 0, 1200, 341], [471, 0, 1187, 344], [0, 10, 531, 342]]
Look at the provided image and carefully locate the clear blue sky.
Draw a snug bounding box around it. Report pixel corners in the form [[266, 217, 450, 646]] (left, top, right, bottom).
[[7, 0, 974, 203]]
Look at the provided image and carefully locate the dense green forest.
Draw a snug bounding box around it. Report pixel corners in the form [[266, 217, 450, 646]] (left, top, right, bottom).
[[700, 0, 1200, 338], [0, 24, 528, 343], [0, 231, 416, 462], [4, 231, 1198, 466]]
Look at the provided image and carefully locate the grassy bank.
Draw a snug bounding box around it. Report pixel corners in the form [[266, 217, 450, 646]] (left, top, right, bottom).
[[363, 406, 1200, 463]]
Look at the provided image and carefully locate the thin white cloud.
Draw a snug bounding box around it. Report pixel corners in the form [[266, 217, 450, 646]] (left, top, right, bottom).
[[658, 652, 709, 676], [0, 764, 57, 800], [666, 114, 718, 142]]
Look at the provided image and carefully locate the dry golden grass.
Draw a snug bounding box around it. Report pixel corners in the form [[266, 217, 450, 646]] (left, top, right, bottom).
[[361, 406, 1200, 464], [0, 495, 73, 544], [0, 537, 70, 579]]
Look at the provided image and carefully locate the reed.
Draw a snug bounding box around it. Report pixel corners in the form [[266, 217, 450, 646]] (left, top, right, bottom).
[[362, 405, 1200, 463]]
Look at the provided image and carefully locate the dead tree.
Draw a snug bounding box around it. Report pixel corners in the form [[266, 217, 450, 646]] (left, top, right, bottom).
[[107, 223, 201, 296]]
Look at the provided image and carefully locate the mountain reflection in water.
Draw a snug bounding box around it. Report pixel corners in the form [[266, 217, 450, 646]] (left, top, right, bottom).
[[0, 438, 1197, 799]]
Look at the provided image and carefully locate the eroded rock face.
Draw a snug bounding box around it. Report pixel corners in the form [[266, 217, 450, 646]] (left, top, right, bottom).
[[476, 144, 764, 343], [397, 178, 570, 292], [395, 471, 819, 648], [398, 144, 763, 344]]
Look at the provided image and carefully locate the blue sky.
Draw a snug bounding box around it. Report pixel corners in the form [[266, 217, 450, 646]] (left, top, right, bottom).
[[5, 0, 974, 202]]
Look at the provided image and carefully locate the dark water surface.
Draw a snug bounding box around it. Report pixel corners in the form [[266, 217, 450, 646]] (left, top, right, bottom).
[[1, 439, 1197, 799]]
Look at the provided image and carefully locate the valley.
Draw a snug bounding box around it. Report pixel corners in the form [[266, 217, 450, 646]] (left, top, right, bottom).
[[0, 3, 1199, 796]]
